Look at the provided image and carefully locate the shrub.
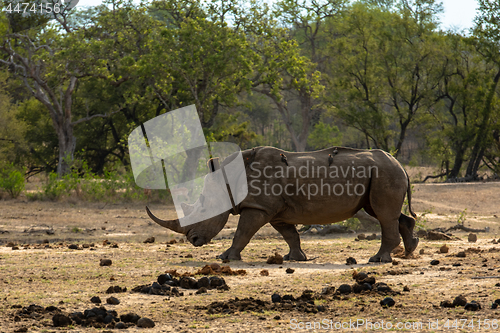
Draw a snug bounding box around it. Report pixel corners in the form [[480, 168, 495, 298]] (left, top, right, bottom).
[[0, 163, 25, 198]]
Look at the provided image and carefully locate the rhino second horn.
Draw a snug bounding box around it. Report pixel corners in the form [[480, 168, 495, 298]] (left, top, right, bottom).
[[146, 206, 187, 234]]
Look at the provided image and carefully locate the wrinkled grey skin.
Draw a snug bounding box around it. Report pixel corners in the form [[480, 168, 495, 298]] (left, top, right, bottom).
[[146, 146, 419, 263]]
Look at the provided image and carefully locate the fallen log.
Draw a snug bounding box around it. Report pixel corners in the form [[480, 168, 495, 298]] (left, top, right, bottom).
[[444, 225, 489, 233]]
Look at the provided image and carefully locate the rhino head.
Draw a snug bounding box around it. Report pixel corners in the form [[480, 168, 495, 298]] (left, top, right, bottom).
[[146, 170, 232, 247]]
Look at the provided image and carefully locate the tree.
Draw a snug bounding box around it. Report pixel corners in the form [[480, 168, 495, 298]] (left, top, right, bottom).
[[0, 3, 120, 176]]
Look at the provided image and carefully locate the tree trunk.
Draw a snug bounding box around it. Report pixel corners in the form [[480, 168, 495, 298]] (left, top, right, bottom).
[[447, 145, 465, 179], [466, 68, 500, 178]]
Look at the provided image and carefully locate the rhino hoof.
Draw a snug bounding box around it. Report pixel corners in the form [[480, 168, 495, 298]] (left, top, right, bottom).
[[284, 251, 307, 261], [369, 254, 392, 263], [405, 237, 419, 255]]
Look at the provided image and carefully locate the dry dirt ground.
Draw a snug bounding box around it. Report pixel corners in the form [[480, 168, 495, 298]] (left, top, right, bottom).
[[1, 182, 500, 332]]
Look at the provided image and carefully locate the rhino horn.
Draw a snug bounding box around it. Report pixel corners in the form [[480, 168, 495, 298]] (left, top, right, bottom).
[[146, 206, 187, 234]]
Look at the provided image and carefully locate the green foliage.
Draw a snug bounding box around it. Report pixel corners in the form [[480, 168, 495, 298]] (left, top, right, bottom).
[[457, 208, 467, 226], [308, 108, 342, 149], [338, 217, 361, 231], [0, 163, 25, 198]]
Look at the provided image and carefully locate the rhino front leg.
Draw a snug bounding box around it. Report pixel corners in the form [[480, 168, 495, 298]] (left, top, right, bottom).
[[217, 209, 272, 261], [271, 222, 307, 261]]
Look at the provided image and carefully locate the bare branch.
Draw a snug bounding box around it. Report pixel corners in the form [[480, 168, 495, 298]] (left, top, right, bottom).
[[71, 108, 123, 126]]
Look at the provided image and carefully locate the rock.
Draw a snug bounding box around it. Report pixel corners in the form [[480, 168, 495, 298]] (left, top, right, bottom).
[[209, 276, 225, 288], [346, 257, 357, 265], [106, 286, 126, 293], [380, 297, 395, 308], [52, 314, 72, 327], [492, 303, 498, 309], [100, 259, 112, 266], [353, 271, 368, 282], [403, 285, 410, 292], [157, 273, 172, 285], [352, 283, 371, 293], [197, 277, 210, 289], [267, 252, 283, 265], [419, 249, 425, 254], [440, 300, 454, 308], [106, 297, 120, 305], [271, 294, 281, 303], [453, 295, 467, 307], [185, 253, 193, 258], [143, 237, 155, 243], [392, 260, 399, 265], [90, 296, 102, 304], [366, 233, 377, 240], [375, 283, 392, 293], [151, 282, 162, 289], [337, 284, 352, 294], [430, 260, 440, 266], [456, 251, 466, 258], [68, 244, 78, 250], [260, 270, 269, 276], [179, 277, 198, 289], [115, 322, 126, 329], [440, 244, 449, 253], [137, 317, 155, 328], [120, 313, 140, 323], [464, 301, 481, 311], [416, 230, 428, 238], [357, 233, 366, 240], [196, 287, 208, 294], [468, 233, 477, 243], [321, 286, 335, 295], [286, 268, 295, 274]]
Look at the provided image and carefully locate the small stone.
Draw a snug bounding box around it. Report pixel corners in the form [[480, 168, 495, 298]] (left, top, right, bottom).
[[468, 233, 477, 243], [346, 257, 357, 265], [106, 297, 120, 305], [195, 287, 208, 294], [137, 317, 155, 328], [392, 260, 399, 265], [357, 233, 366, 240], [456, 251, 466, 258], [115, 322, 126, 329], [453, 295, 467, 307], [286, 268, 295, 274], [260, 270, 269, 276], [464, 301, 481, 311], [90, 296, 101, 304], [419, 249, 425, 254], [491, 303, 498, 309], [274, 315, 281, 320], [52, 314, 72, 327], [440, 244, 449, 253], [403, 285, 410, 292], [100, 259, 112, 266], [430, 260, 440, 266], [337, 284, 352, 294], [68, 244, 78, 250], [267, 252, 283, 265], [271, 294, 281, 303], [380, 297, 395, 308], [366, 233, 377, 240], [143, 237, 155, 243], [158, 273, 172, 285], [185, 253, 193, 258]]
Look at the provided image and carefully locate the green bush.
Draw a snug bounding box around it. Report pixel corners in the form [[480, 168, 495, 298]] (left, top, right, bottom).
[[0, 163, 25, 198]]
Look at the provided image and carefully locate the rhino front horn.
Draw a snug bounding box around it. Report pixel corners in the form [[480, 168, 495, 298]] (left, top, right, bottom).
[[146, 206, 187, 234]]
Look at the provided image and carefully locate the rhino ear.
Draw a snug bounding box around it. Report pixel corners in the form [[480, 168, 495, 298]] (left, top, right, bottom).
[[181, 202, 195, 216]]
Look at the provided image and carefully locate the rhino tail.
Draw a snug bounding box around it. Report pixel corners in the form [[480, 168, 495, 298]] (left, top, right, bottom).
[[404, 169, 417, 218]]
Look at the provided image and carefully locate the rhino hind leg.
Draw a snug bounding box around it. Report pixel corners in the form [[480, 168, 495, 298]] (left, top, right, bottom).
[[369, 216, 401, 263], [271, 222, 307, 261], [217, 209, 272, 261], [399, 213, 419, 255]]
